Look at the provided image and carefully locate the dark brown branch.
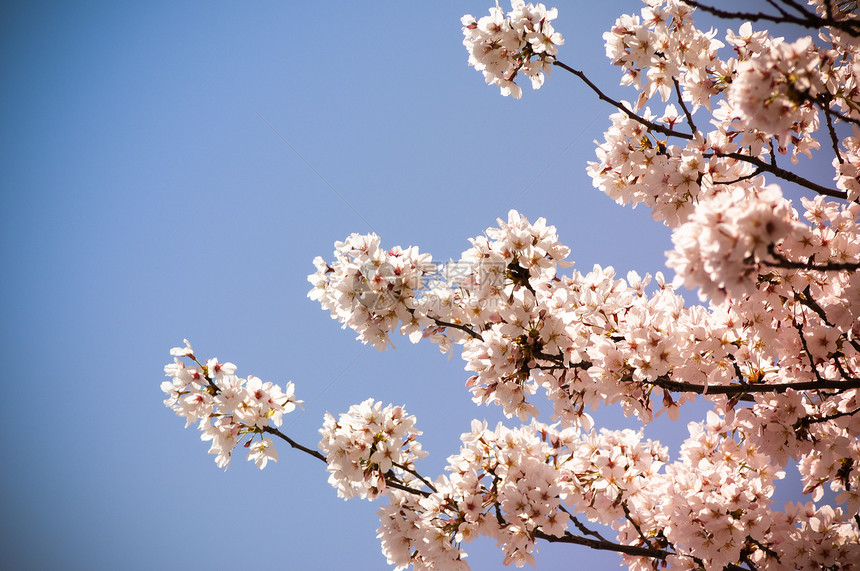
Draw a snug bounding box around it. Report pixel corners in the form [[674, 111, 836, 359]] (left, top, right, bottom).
[[560, 507, 610, 542], [553, 60, 848, 200], [821, 100, 860, 129], [825, 107, 846, 165], [263, 426, 327, 462], [804, 405, 860, 424], [392, 461, 438, 493], [534, 529, 671, 559], [189, 356, 222, 394], [642, 375, 860, 395], [764, 245, 860, 271], [553, 60, 695, 141], [263, 427, 434, 497], [680, 0, 860, 37], [430, 317, 483, 340], [621, 498, 655, 551], [673, 78, 698, 133], [794, 286, 860, 354], [711, 152, 846, 199], [709, 169, 764, 186], [769, 0, 802, 18], [382, 476, 432, 498], [793, 320, 827, 384], [748, 535, 781, 563], [834, 357, 860, 383]]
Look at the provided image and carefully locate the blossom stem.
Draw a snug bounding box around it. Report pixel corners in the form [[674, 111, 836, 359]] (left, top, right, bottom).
[[264, 426, 434, 498]]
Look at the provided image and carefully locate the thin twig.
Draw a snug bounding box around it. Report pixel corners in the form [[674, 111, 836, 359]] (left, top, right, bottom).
[[560, 507, 609, 542], [793, 320, 827, 384], [804, 405, 860, 424], [533, 529, 671, 559], [263, 426, 327, 462], [392, 461, 438, 493], [620, 498, 655, 550], [709, 169, 763, 186], [430, 317, 483, 340], [672, 78, 698, 133], [553, 60, 694, 141], [825, 107, 846, 165], [794, 287, 860, 354]]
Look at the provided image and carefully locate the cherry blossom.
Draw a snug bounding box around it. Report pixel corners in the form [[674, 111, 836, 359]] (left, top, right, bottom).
[[162, 341, 302, 470], [461, 1, 563, 98]]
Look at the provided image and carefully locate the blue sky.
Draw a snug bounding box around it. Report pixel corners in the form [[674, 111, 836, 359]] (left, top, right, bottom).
[[0, 1, 823, 569]]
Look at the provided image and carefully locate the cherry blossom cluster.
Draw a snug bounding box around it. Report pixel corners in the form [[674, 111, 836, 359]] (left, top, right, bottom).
[[624, 409, 860, 570], [461, 1, 563, 98], [307, 202, 860, 567], [308, 233, 435, 350], [602, 0, 724, 110], [587, 0, 860, 225], [161, 339, 301, 469], [666, 183, 809, 302], [319, 398, 427, 500], [372, 412, 860, 569]]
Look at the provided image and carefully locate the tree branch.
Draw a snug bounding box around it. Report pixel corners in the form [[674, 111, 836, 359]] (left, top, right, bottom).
[[620, 498, 656, 551], [263, 426, 327, 462], [382, 476, 432, 498], [553, 60, 695, 141], [825, 106, 846, 165], [763, 246, 860, 271], [680, 0, 860, 37], [793, 286, 860, 354], [793, 320, 827, 384], [804, 405, 860, 424], [673, 78, 698, 133], [640, 375, 860, 396], [430, 317, 483, 340], [534, 529, 671, 559], [392, 461, 438, 493], [711, 152, 846, 199]]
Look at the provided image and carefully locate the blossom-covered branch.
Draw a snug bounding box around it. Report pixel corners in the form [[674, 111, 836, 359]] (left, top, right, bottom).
[[162, 1, 860, 568]]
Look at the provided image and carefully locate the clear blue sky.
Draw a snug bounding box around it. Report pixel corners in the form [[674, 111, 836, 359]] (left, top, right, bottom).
[[0, 1, 820, 569]]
